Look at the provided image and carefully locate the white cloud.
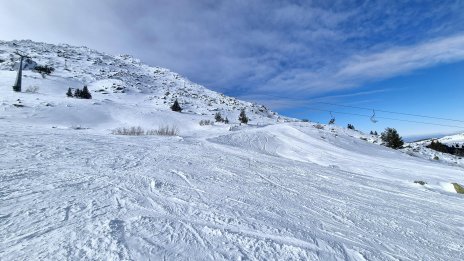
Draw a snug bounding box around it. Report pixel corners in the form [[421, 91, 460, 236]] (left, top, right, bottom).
[[337, 34, 464, 82], [260, 34, 464, 97]]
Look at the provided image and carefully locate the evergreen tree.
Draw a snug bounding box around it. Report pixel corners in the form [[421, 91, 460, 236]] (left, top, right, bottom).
[[171, 99, 182, 112], [74, 88, 81, 98], [215, 112, 223, 122], [380, 128, 404, 149], [239, 109, 249, 124], [374, 131, 378, 136], [328, 118, 335, 125], [224, 117, 229, 124], [80, 86, 92, 99], [370, 131, 374, 135], [347, 124, 355, 130], [66, 87, 73, 97]]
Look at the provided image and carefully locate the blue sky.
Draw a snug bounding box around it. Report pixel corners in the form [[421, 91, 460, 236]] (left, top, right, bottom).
[[1, 0, 464, 137]]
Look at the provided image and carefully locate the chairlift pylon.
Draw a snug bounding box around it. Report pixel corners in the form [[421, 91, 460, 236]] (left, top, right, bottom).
[[12, 51, 31, 92]]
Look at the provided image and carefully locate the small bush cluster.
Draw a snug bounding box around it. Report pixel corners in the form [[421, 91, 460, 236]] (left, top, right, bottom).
[[112, 126, 179, 136], [67, 86, 92, 99], [427, 140, 464, 156], [112, 126, 145, 136], [239, 109, 248, 124], [215, 112, 223, 122], [147, 126, 179, 136], [314, 123, 324, 129], [347, 124, 355, 130], [199, 120, 214, 126], [414, 180, 427, 185], [34, 65, 55, 76], [370, 131, 378, 135], [214, 112, 229, 124], [25, 86, 39, 93], [71, 126, 87, 130]]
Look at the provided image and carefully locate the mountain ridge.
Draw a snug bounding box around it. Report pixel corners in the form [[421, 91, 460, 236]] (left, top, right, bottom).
[[0, 39, 288, 129]]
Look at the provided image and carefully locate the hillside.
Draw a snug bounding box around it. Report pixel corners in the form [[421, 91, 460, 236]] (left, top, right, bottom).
[[0, 40, 283, 132], [402, 133, 464, 167], [1, 40, 464, 261]]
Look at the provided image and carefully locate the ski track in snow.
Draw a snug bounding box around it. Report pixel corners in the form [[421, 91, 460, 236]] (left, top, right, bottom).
[[1, 126, 464, 260]]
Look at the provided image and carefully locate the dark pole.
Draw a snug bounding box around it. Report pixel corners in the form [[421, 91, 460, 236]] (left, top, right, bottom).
[[12, 52, 30, 92], [12, 56, 24, 92]]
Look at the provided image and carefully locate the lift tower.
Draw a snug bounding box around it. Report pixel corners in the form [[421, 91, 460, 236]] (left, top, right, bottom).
[[12, 51, 30, 92]]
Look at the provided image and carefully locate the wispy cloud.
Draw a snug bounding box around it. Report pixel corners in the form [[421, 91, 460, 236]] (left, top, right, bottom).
[[262, 33, 464, 96], [336, 34, 464, 84]]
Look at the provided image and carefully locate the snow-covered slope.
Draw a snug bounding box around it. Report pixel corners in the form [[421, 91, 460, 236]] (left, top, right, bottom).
[[401, 133, 464, 167], [429, 133, 464, 146], [0, 40, 283, 132], [1, 40, 464, 260]]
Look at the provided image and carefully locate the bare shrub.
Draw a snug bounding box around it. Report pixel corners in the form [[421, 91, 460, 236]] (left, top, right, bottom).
[[314, 123, 324, 129], [199, 120, 214, 126], [112, 126, 145, 136], [112, 126, 179, 136], [147, 126, 179, 136], [25, 86, 39, 93]]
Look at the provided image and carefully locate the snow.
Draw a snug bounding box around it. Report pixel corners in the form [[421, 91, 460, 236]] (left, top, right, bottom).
[[1, 40, 464, 260], [401, 133, 464, 167]]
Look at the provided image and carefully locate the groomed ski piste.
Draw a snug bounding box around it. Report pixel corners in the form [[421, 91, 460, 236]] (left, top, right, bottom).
[[1, 40, 463, 260]]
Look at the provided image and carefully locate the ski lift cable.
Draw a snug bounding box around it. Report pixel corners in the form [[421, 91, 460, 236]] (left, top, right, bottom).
[[314, 102, 464, 123], [244, 93, 464, 124], [305, 108, 464, 129]]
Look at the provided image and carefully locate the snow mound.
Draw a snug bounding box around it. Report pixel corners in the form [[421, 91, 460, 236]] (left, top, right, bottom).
[[212, 123, 464, 187]]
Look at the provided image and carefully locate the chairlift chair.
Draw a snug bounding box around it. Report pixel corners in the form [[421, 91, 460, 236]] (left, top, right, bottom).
[[328, 111, 336, 125], [370, 110, 378, 123]]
